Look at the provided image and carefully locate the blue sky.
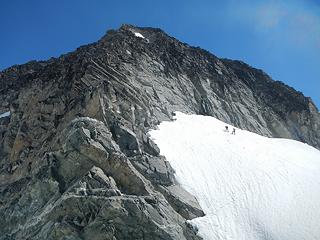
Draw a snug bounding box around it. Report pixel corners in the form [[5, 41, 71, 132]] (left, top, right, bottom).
[[0, 0, 319, 107]]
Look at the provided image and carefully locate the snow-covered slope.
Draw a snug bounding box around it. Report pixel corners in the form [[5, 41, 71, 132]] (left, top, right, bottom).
[[150, 112, 320, 240]]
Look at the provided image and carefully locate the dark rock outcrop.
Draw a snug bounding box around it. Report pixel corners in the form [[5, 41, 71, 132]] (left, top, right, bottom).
[[0, 24, 319, 239]]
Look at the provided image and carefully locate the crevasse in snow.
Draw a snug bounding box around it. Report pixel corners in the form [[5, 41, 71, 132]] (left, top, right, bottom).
[[149, 112, 320, 240]]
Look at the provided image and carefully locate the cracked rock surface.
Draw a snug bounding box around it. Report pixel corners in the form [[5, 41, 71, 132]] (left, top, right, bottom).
[[0, 24, 319, 239]]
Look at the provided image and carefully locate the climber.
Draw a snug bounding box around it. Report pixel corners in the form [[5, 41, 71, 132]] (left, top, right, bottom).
[[225, 126, 229, 132], [232, 128, 236, 135], [28, 162, 32, 173], [7, 163, 13, 174]]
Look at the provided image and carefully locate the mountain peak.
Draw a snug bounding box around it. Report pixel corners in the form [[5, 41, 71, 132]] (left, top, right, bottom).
[[119, 23, 165, 34], [98, 24, 168, 44], [1, 24, 319, 239]]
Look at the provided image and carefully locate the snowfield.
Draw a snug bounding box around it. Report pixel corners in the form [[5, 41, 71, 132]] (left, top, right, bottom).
[[149, 112, 320, 240]]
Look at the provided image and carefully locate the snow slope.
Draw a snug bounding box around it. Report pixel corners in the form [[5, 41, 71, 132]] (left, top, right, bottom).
[[149, 112, 320, 240]]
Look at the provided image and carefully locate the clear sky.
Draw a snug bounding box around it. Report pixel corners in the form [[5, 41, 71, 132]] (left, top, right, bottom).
[[0, 0, 319, 107]]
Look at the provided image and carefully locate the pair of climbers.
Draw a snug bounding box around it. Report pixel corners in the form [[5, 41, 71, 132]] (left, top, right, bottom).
[[225, 126, 236, 135]]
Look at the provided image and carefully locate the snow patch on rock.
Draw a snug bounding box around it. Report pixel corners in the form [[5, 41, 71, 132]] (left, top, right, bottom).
[[0, 111, 11, 118], [134, 32, 145, 39]]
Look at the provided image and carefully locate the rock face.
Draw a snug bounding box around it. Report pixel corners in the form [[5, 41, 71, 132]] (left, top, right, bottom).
[[0, 24, 319, 239]]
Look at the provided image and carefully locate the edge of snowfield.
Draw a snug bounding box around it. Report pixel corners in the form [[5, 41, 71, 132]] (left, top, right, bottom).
[[149, 112, 320, 240]]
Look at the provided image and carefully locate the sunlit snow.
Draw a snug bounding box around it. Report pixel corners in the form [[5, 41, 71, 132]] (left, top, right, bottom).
[[0, 111, 10, 118], [134, 32, 145, 39], [150, 112, 320, 240]]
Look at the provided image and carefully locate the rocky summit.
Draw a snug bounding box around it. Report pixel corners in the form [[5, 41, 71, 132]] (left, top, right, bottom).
[[0, 24, 319, 240]]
